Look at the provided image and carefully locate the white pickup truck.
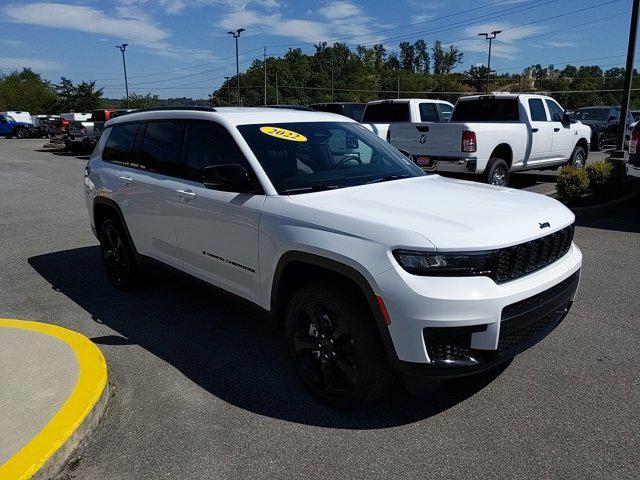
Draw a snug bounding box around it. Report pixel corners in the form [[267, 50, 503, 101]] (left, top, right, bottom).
[[361, 98, 454, 142], [388, 93, 592, 186]]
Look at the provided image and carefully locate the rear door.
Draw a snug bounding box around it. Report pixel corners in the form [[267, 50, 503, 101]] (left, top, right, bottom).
[[525, 97, 553, 164], [108, 120, 185, 269], [172, 121, 265, 303], [545, 99, 574, 161]]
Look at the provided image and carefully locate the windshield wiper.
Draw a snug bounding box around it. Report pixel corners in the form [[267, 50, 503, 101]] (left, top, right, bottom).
[[365, 174, 411, 184], [282, 183, 344, 194]]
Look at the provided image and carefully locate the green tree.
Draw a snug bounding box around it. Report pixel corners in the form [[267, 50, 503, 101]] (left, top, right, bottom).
[[413, 39, 430, 74], [399, 42, 414, 71], [432, 41, 463, 74], [0, 68, 57, 113], [126, 93, 161, 109]]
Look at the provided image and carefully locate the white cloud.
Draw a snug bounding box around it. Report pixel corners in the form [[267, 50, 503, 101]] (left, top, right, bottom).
[[0, 56, 63, 72], [3, 2, 213, 60], [455, 23, 548, 60], [217, 1, 382, 44]]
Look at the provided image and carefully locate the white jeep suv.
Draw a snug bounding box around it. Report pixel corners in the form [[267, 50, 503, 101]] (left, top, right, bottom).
[[84, 106, 582, 408]]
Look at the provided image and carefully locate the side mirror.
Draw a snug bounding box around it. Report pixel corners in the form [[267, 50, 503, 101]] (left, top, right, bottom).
[[202, 164, 250, 192], [346, 134, 359, 150], [562, 112, 574, 124], [609, 115, 618, 122]]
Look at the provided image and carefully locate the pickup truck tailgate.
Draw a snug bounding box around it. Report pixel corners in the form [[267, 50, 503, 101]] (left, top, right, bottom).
[[390, 122, 463, 157]]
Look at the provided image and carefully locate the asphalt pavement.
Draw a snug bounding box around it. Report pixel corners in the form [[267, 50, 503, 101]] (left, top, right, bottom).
[[0, 139, 637, 480]]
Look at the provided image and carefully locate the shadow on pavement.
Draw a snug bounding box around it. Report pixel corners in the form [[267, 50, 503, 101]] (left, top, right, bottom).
[[28, 246, 501, 429]]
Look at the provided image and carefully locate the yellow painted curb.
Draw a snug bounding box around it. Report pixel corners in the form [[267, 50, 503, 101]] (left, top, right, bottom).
[[0, 319, 108, 480]]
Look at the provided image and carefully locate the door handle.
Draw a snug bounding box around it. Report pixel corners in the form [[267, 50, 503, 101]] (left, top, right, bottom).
[[118, 175, 133, 184], [176, 189, 196, 200], [554, 127, 560, 132], [531, 128, 539, 133]]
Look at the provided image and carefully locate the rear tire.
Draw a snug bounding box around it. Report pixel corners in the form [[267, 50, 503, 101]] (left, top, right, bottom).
[[14, 128, 28, 139], [569, 145, 586, 168], [284, 280, 394, 408], [484, 158, 510, 187], [98, 217, 141, 290], [593, 132, 605, 152]]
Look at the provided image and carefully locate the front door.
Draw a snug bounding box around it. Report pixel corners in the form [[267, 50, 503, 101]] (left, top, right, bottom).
[[545, 99, 574, 162], [525, 98, 553, 165], [172, 120, 265, 304]]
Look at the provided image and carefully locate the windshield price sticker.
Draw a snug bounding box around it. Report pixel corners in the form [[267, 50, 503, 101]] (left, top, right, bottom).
[[260, 126, 308, 142]]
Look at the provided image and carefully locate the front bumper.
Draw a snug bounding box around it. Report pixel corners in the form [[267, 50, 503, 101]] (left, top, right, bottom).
[[376, 243, 582, 378]]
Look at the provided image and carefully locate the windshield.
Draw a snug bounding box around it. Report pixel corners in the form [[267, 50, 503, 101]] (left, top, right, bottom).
[[237, 122, 425, 194], [572, 108, 610, 121], [5, 115, 16, 122], [362, 103, 410, 123]]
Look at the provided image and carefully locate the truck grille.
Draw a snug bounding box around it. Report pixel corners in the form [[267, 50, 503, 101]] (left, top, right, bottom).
[[493, 224, 574, 283]]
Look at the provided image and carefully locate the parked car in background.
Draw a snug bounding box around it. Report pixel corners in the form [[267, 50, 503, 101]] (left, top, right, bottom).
[[68, 109, 125, 152], [0, 111, 33, 125], [630, 110, 640, 122], [84, 106, 582, 408], [571, 106, 634, 151], [265, 105, 314, 111], [31, 115, 59, 138], [627, 122, 640, 179], [625, 120, 638, 150], [387, 93, 591, 186], [48, 112, 91, 148], [0, 113, 38, 138], [309, 102, 366, 121], [361, 99, 454, 141]]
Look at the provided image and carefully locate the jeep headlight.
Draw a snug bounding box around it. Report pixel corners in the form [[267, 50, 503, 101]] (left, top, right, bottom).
[[392, 249, 494, 277]]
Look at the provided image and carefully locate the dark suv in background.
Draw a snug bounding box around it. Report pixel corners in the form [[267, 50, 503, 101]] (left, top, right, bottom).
[[571, 106, 634, 151], [309, 102, 366, 121]]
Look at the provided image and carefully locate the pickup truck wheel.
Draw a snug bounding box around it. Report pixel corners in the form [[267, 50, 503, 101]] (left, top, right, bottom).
[[14, 127, 29, 139], [485, 158, 510, 187], [285, 280, 394, 408], [570, 146, 586, 168], [99, 218, 140, 290], [593, 132, 605, 152]]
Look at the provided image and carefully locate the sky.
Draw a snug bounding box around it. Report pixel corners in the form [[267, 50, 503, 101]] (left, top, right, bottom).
[[0, 0, 636, 99]]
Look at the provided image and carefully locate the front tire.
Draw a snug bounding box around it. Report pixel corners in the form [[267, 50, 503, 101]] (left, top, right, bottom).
[[284, 280, 394, 408], [570, 145, 586, 168], [484, 158, 510, 187], [98, 218, 140, 290], [593, 132, 605, 152]]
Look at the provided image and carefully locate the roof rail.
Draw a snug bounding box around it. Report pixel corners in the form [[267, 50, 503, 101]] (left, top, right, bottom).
[[120, 106, 217, 116]]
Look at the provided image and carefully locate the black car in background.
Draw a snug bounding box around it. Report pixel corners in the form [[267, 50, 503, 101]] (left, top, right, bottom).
[[309, 102, 366, 121], [571, 106, 635, 151]]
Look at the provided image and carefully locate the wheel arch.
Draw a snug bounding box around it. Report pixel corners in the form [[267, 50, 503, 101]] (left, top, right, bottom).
[[93, 197, 138, 254], [489, 143, 513, 168], [271, 251, 399, 364]]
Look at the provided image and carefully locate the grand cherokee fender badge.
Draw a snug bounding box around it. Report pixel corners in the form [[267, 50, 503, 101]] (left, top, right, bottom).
[[539, 222, 551, 229], [202, 251, 255, 273]]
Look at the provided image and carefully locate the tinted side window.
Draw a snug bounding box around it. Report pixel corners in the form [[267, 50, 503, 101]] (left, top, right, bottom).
[[142, 121, 186, 176], [185, 121, 251, 181], [545, 100, 565, 122], [419, 103, 439, 122], [102, 123, 138, 165], [344, 104, 365, 121], [528, 99, 547, 122], [451, 98, 519, 121]]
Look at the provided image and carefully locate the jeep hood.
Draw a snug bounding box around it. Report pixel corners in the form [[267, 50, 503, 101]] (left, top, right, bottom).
[[288, 175, 575, 251]]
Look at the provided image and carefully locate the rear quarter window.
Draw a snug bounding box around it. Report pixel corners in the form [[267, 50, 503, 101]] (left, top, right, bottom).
[[102, 123, 139, 165]]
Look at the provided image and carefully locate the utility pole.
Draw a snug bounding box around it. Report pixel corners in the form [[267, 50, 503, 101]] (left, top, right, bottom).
[[263, 47, 267, 106], [478, 31, 501, 94], [397, 73, 400, 99], [224, 76, 231, 106], [331, 66, 334, 102], [275, 72, 279, 105], [614, 0, 639, 157], [115, 44, 129, 108], [227, 28, 245, 106]]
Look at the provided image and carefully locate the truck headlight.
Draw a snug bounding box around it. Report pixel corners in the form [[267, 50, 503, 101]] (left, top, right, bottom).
[[393, 249, 494, 277]]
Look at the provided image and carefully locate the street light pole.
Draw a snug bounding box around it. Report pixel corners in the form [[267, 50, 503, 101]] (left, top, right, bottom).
[[615, 0, 639, 153], [478, 31, 501, 94], [263, 47, 267, 106], [115, 44, 130, 108], [227, 28, 245, 106]]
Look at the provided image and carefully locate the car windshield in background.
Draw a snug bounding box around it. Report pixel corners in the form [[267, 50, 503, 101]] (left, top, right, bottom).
[[572, 108, 609, 121], [237, 122, 425, 195], [451, 98, 520, 122], [343, 104, 365, 121], [361, 103, 410, 122]]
